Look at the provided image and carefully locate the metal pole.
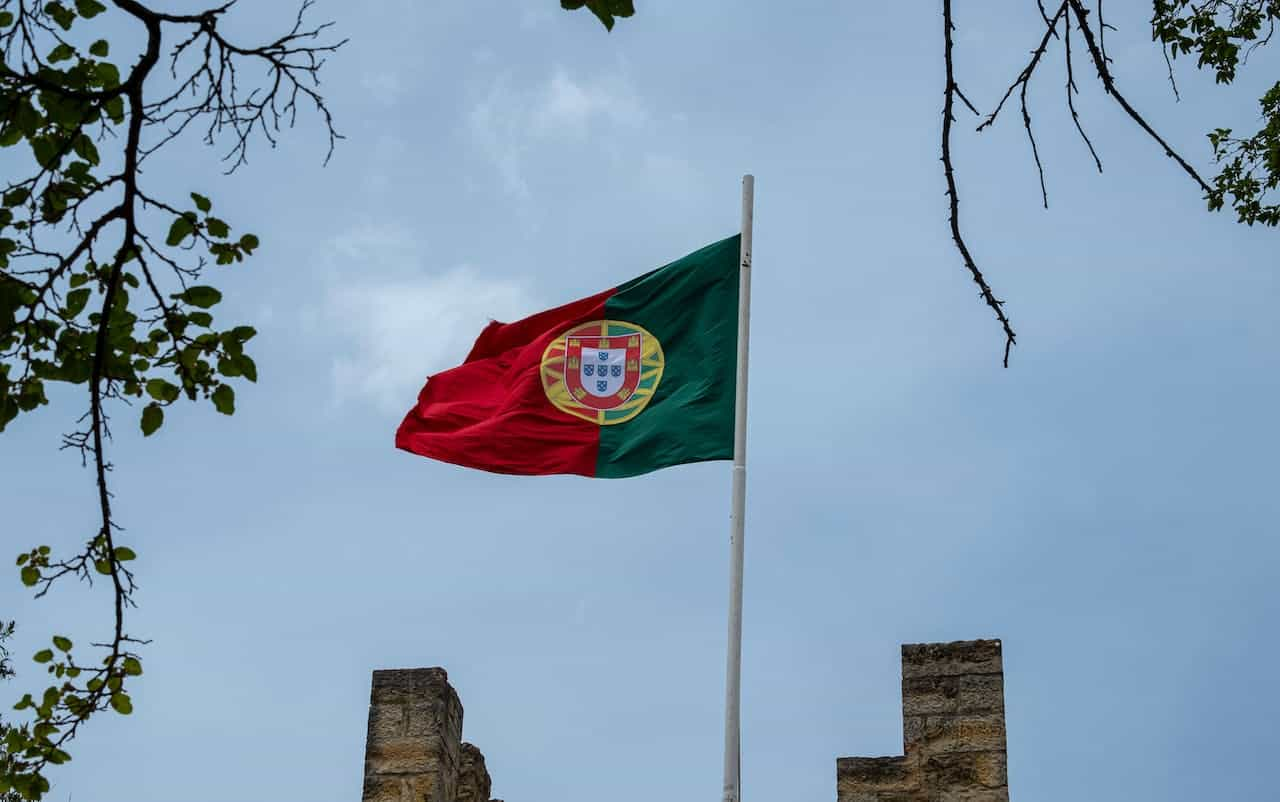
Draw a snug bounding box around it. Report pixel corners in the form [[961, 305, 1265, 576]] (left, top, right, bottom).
[[722, 174, 753, 802]]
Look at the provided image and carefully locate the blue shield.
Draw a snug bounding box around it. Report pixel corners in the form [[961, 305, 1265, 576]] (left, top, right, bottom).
[[583, 364, 595, 377]]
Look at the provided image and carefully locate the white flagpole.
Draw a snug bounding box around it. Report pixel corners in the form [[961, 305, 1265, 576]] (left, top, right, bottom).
[[722, 174, 753, 802]]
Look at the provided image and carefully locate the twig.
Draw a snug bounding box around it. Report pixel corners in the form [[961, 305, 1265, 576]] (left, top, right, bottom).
[[943, 0, 1017, 367], [1065, 12, 1104, 173], [1068, 0, 1211, 193]]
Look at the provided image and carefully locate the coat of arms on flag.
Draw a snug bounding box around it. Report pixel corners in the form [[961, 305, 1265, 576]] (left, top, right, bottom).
[[540, 320, 664, 425]]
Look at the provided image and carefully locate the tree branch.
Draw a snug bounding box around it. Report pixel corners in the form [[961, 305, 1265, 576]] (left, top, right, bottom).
[[943, 0, 1017, 367]]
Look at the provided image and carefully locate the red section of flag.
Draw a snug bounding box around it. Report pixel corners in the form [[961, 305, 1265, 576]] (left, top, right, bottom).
[[394, 288, 613, 476]]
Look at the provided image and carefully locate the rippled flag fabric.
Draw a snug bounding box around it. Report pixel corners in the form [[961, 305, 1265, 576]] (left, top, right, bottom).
[[395, 235, 739, 477]]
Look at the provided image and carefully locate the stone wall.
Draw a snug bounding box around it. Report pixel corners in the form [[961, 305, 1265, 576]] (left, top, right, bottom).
[[837, 639, 1010, 802], [362, 638, 1010, 802], [361, 668, 500, 802]]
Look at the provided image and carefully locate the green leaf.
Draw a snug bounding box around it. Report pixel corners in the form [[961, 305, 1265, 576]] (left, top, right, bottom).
[[94, 559, 112, 575], [31, 136, 60, 169], [0, 12, 14, 28], [239, 233, 260, 252], [230, 325, 258, 342], [140, 403, 162, 436], [205, 217, 229, 238], [16, 553, 29, 566], [48, 43, 76, 63], [145, 378, 180, 402], [562, 0, 634, 30], [114, 546, 137, 561], [20, 565, 39, 586], [65, 287, 90, 318], [4, 187, 31, 207], [52, 636, 72, 652], [89, 38, 109, 57], [104, 95, 124, 124], [211, 384, 235, 415], [109, 693, 133, 715], [235, 354, 258, 383], [191, 192, 212, 212], [33, 649, 53, 664], [166, 216, 195, 246], [217, 356, 241, 377], [75, 0, 107, 18], [46, 2, 76, 30], [73, 134, 100, 165], [122, 657, 142, 676], [180, 285, 222, 308], [14, 101, 41, 137]]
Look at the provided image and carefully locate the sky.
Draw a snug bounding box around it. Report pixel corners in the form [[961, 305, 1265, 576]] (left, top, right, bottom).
[[3, 2, 1279, 801]]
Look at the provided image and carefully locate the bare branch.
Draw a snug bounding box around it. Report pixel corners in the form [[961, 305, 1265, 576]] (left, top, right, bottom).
[[1064, 12, 1104, 173], [943, 0, 1017, 367], [1068, 0, 1212, 194]]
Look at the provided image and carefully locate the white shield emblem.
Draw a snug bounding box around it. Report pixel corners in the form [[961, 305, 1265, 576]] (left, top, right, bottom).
[[580, 348, 627, 397]]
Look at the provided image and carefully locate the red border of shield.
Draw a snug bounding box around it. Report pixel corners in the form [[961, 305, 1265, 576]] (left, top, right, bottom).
[[564, 332, 643, 411]]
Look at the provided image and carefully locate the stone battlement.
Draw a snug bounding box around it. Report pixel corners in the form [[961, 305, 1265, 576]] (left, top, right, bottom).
[[837, 639, 1010, 802], [360, 668, 499, 802], [360, 638, 1011, 801]]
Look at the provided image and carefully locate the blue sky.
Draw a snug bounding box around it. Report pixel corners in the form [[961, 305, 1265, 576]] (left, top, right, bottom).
[[3, 2, 1278, 800]]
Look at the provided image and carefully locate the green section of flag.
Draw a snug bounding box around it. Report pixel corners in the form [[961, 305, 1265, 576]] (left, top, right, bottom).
[[596, 234, 740, 478]]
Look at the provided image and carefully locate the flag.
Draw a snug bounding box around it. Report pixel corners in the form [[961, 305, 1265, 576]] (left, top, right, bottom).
[[395, 234, 740, 477]]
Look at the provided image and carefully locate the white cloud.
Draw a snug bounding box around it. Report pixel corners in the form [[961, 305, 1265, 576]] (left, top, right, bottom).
[[318, 225, 540, 413], [468, 78, 532, 197], [532, 69, 644, 137], [467, 67, 646, 197]]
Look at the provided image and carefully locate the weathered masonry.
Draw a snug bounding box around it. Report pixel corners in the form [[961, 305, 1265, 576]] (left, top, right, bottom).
[[838, 639, 1010, 802], [360, 668, 499, 802], [360, 639, 1010, 801]]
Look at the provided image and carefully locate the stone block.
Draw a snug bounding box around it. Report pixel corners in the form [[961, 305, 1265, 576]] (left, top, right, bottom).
[[901, 640, 1002, 679], [370, 668, 455, 706], [841, 793, 926, 802], [365, 735, 451, 775], [837, 756, 917, 793], [924, 752, 1007, 789], [913, 716, 1006, 754], [360, 775, 403, 802], [902, 674, 1004, 717], [367, 704, 406, 742]]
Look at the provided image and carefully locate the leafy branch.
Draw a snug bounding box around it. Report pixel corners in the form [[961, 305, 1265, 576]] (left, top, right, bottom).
[[0, 1, 341, 798], [941, 0, 1276, 365], [0, 621, 20, 802], [561, 0, 634, 31]]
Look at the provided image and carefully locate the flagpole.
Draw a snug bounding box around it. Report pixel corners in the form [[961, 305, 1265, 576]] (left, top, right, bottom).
[[722, 174, 753, 802]]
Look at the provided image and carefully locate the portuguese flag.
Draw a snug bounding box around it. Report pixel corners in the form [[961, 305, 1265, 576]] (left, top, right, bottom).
[[395, 235, 741, 478]]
